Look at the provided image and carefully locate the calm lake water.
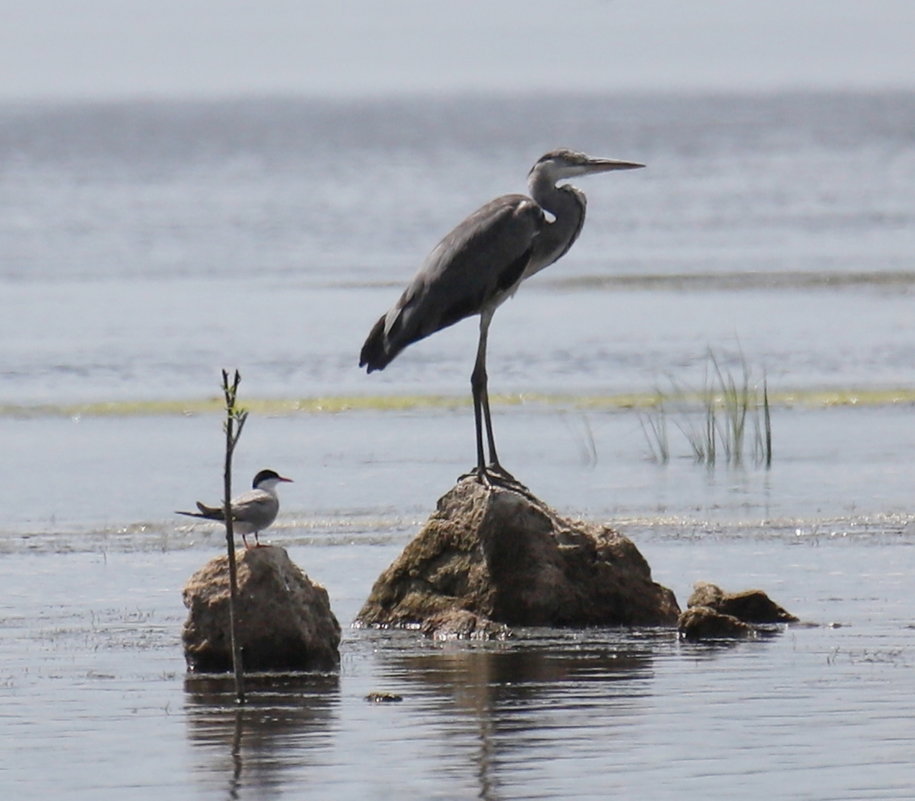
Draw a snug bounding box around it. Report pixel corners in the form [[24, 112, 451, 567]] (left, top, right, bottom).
[[2, 92, 915, 799]]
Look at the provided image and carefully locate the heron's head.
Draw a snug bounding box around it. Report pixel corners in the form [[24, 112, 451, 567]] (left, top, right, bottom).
[[252, 469, 294, 490], [530, 149, 645, 183]]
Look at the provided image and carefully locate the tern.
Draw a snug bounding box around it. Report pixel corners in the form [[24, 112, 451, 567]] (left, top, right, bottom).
[[177, 468, 293, 548]]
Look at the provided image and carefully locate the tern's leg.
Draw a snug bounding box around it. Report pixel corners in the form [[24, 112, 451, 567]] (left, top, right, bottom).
[[241, 532, 250, 549]]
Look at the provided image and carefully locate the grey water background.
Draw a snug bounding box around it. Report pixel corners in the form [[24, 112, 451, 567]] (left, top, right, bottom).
[[2, 92, 915, 799]]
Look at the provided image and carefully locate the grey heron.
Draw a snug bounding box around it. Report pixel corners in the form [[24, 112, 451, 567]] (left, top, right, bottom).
[[177, 468, 293, 548], [360, 149, 644, 485]]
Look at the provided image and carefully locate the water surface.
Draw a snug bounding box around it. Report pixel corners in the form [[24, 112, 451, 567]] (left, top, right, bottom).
[[2, 92, 915, 799]]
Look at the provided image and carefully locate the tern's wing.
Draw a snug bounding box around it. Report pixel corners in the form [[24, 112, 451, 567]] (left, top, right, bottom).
[[196, 502, 225, 520], [176, 509, 205, 519], [175, 502, 223, 520], [229, 490, 279, 528]]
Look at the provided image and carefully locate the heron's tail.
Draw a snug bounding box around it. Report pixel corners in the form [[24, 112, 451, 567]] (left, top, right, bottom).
[[359, 314, 396, 373]]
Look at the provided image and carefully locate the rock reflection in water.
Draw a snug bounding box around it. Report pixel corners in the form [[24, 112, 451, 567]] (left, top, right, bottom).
[[184, 672, 339, 798], [376, 630, 671, 800]]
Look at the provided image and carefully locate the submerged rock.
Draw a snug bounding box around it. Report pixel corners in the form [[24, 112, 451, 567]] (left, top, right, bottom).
[[686, 581, 798, 623], [356, 478, 679, 629], [678, 606, 754, 640], [182, 545, 340, 672], [365, 691, 404, 703], [679, 581, 797, 640], [421, 609, 511, 640]]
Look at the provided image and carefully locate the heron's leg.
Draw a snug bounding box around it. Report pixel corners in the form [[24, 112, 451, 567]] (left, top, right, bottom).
[[470, 318, 490, 481], [476, 311, 504, 470], [460, 310, 534, 494], [480, 377, 501, 468], [467, 312, 529, 491]]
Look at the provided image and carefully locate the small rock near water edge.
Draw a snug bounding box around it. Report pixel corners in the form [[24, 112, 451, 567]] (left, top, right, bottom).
[[182, 545, 341, 672]]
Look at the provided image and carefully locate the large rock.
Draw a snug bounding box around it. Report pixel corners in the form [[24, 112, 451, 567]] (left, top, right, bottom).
[[182, 546, 340, 672], [357, 478, 680, 629]]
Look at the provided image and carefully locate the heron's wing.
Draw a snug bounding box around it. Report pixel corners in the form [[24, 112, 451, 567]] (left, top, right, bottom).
[[361, 194, 543, 370]]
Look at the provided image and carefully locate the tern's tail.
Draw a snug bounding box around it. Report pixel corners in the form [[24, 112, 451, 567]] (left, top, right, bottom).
[[175, 502, 225, 521]]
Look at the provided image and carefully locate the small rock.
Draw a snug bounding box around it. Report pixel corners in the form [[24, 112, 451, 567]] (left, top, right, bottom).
[[357, 478, 679, 628], [182, 546, 340, 672], [365, 692, 403, 703], [678, 606, 753, 640], [420, 609, 510, 640], [687, 581, 797, 623]]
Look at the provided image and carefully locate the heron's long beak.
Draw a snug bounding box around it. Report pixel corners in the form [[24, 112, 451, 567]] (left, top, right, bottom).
[[585, 158, 645, 173]]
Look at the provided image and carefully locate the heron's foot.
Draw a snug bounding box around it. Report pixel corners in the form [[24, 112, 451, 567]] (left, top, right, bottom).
[[487, 465, 537, 500], [485, 462, 521, 485], [458, 463, 534, 498], [458, 465, 494, 487]]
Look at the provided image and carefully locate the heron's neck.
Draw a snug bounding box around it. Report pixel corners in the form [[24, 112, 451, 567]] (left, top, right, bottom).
[[527, 174, 587, 274]]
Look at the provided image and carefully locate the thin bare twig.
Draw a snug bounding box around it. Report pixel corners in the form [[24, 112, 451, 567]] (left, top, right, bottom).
[[221, 369, 248, 705]]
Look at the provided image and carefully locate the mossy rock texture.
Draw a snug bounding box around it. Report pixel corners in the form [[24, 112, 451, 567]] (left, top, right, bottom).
[[182, 546, 340, 672], [357, 478, 680, 630], [678, 581, 798, 641], [686, 581, 798, 623]]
